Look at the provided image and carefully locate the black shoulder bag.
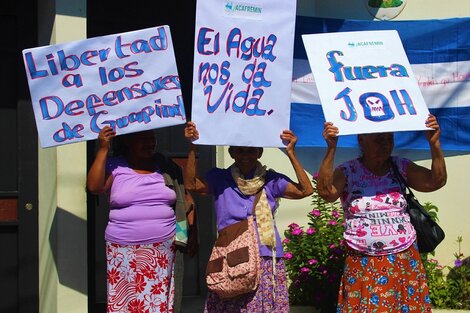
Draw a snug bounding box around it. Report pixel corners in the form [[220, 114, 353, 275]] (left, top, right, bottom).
[[391, 161, 445, 253]]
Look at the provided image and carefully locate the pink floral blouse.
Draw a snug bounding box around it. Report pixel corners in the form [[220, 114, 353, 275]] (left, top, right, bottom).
[[337, 156, 417, 256]]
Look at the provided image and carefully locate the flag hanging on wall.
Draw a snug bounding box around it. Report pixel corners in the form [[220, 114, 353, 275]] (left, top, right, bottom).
[[291, 16, 470, 150]]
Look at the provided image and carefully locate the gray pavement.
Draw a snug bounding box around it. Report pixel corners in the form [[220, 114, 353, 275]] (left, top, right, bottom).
[[180, 296, 470, 313]]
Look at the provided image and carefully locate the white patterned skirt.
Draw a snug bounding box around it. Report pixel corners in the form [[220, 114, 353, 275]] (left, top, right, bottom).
[[106, 238, 176, 313]]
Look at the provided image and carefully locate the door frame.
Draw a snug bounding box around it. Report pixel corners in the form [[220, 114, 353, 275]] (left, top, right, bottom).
[[8, 0, 40, 311]]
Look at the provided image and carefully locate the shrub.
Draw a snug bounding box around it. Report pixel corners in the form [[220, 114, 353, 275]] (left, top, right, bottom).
[[283, 179, 346, 311], [423, 235, 470, 309], [283, 184, 468, 311]]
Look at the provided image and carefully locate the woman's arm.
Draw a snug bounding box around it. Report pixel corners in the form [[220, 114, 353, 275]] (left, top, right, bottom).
[[317, 122, 346, 202], [407, 114, 447, 192], [86, 126, 115, 194], [184, 122, 210, 195], [185, 191, 199, 257], [281, 130, 314, 199]]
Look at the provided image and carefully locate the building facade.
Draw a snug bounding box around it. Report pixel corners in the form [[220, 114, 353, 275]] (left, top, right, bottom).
[[0, 0, 469, 312]]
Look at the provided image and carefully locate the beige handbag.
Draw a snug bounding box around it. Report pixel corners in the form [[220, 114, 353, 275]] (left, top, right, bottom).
[[205, 192, 262, 299]]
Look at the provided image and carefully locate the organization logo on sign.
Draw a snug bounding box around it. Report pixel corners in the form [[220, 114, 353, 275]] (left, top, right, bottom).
[[224, 1, 263, 19], [364, 0, 407, 20], [348, 40, 384, 48]]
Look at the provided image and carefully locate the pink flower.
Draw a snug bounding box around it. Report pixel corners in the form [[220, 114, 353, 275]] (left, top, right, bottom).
[[328, 220, 338, 226], [308, 259, 318, 265], [282, 238, 290, 244], [309, 209, 321, 217], [284, 252, 293, 259], [329, 244, 336, 249], [288, 223, 299, 229], [300, 267, 311, 273], [292, 228, 303, 235], [332, 210, 340, 218], [307, 227, 316, 235]]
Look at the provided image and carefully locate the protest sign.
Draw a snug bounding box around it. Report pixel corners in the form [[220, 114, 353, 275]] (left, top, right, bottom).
[[23, 25, 185, 148], [302, 30, 430, 136], [192, 0, 296, 147]]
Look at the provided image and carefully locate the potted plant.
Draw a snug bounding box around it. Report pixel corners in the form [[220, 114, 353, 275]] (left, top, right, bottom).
[[283, 178, 346, 313]]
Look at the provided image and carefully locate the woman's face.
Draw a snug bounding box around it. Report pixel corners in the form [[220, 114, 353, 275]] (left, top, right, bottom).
[[359, 132, 394, 161], [126, 131, 156, 159], [229, 146, 263, 174]]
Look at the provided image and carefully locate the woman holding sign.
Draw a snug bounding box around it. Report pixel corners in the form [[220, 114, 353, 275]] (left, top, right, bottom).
[[87, 126, 196, 313], [317, 114, 447, 312], [184, 121, 313, 313]]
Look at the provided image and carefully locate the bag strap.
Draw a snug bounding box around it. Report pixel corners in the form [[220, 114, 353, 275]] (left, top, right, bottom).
[[251, 187, 277, 301], [251, 189, 263, 216], [390, 159, 416, 199]]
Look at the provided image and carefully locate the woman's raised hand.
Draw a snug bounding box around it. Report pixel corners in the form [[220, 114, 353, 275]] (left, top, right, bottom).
[[280, 130, 298, 154], [185, 121, 199, 142], [322, 122, 339, 148], [98, 126, 116, 150], [425, 114, 441, 145]]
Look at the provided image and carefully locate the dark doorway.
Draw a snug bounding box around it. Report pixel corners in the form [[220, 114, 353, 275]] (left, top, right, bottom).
[[0, 1, 39, 313], [86, 1, 216, 312]]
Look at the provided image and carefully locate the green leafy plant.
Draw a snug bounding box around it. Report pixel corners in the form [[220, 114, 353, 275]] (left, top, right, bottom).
[[421, 202, 440, 222], [283, 178, 346, 311], [406, 202, 469, 309], [423, 235, 470, 310], [283, 185, 469, 311]]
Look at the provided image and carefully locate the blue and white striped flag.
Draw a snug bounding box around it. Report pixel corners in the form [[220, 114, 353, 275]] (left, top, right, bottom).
[[291, 16, 470, 150]]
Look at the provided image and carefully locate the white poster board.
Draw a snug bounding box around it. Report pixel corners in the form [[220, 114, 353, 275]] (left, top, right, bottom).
[[23, 25, 185, 148], [192, 0, 296, 147], [302, 30, 430, 135]]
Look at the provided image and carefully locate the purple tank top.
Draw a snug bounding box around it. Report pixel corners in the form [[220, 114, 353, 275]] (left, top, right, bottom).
[[105, 156, 176, 245]]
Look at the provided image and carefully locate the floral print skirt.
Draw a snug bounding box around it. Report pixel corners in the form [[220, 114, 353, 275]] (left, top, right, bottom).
[[106, 239, 176, 313], [204, 257, 289, 313], [337, 242, 432, 313]]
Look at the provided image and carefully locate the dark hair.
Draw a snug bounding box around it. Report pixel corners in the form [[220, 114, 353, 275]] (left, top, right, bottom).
[[228, 146, 263, 152], [111, 134, 128, 156], [111, 130, 156, 156]]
